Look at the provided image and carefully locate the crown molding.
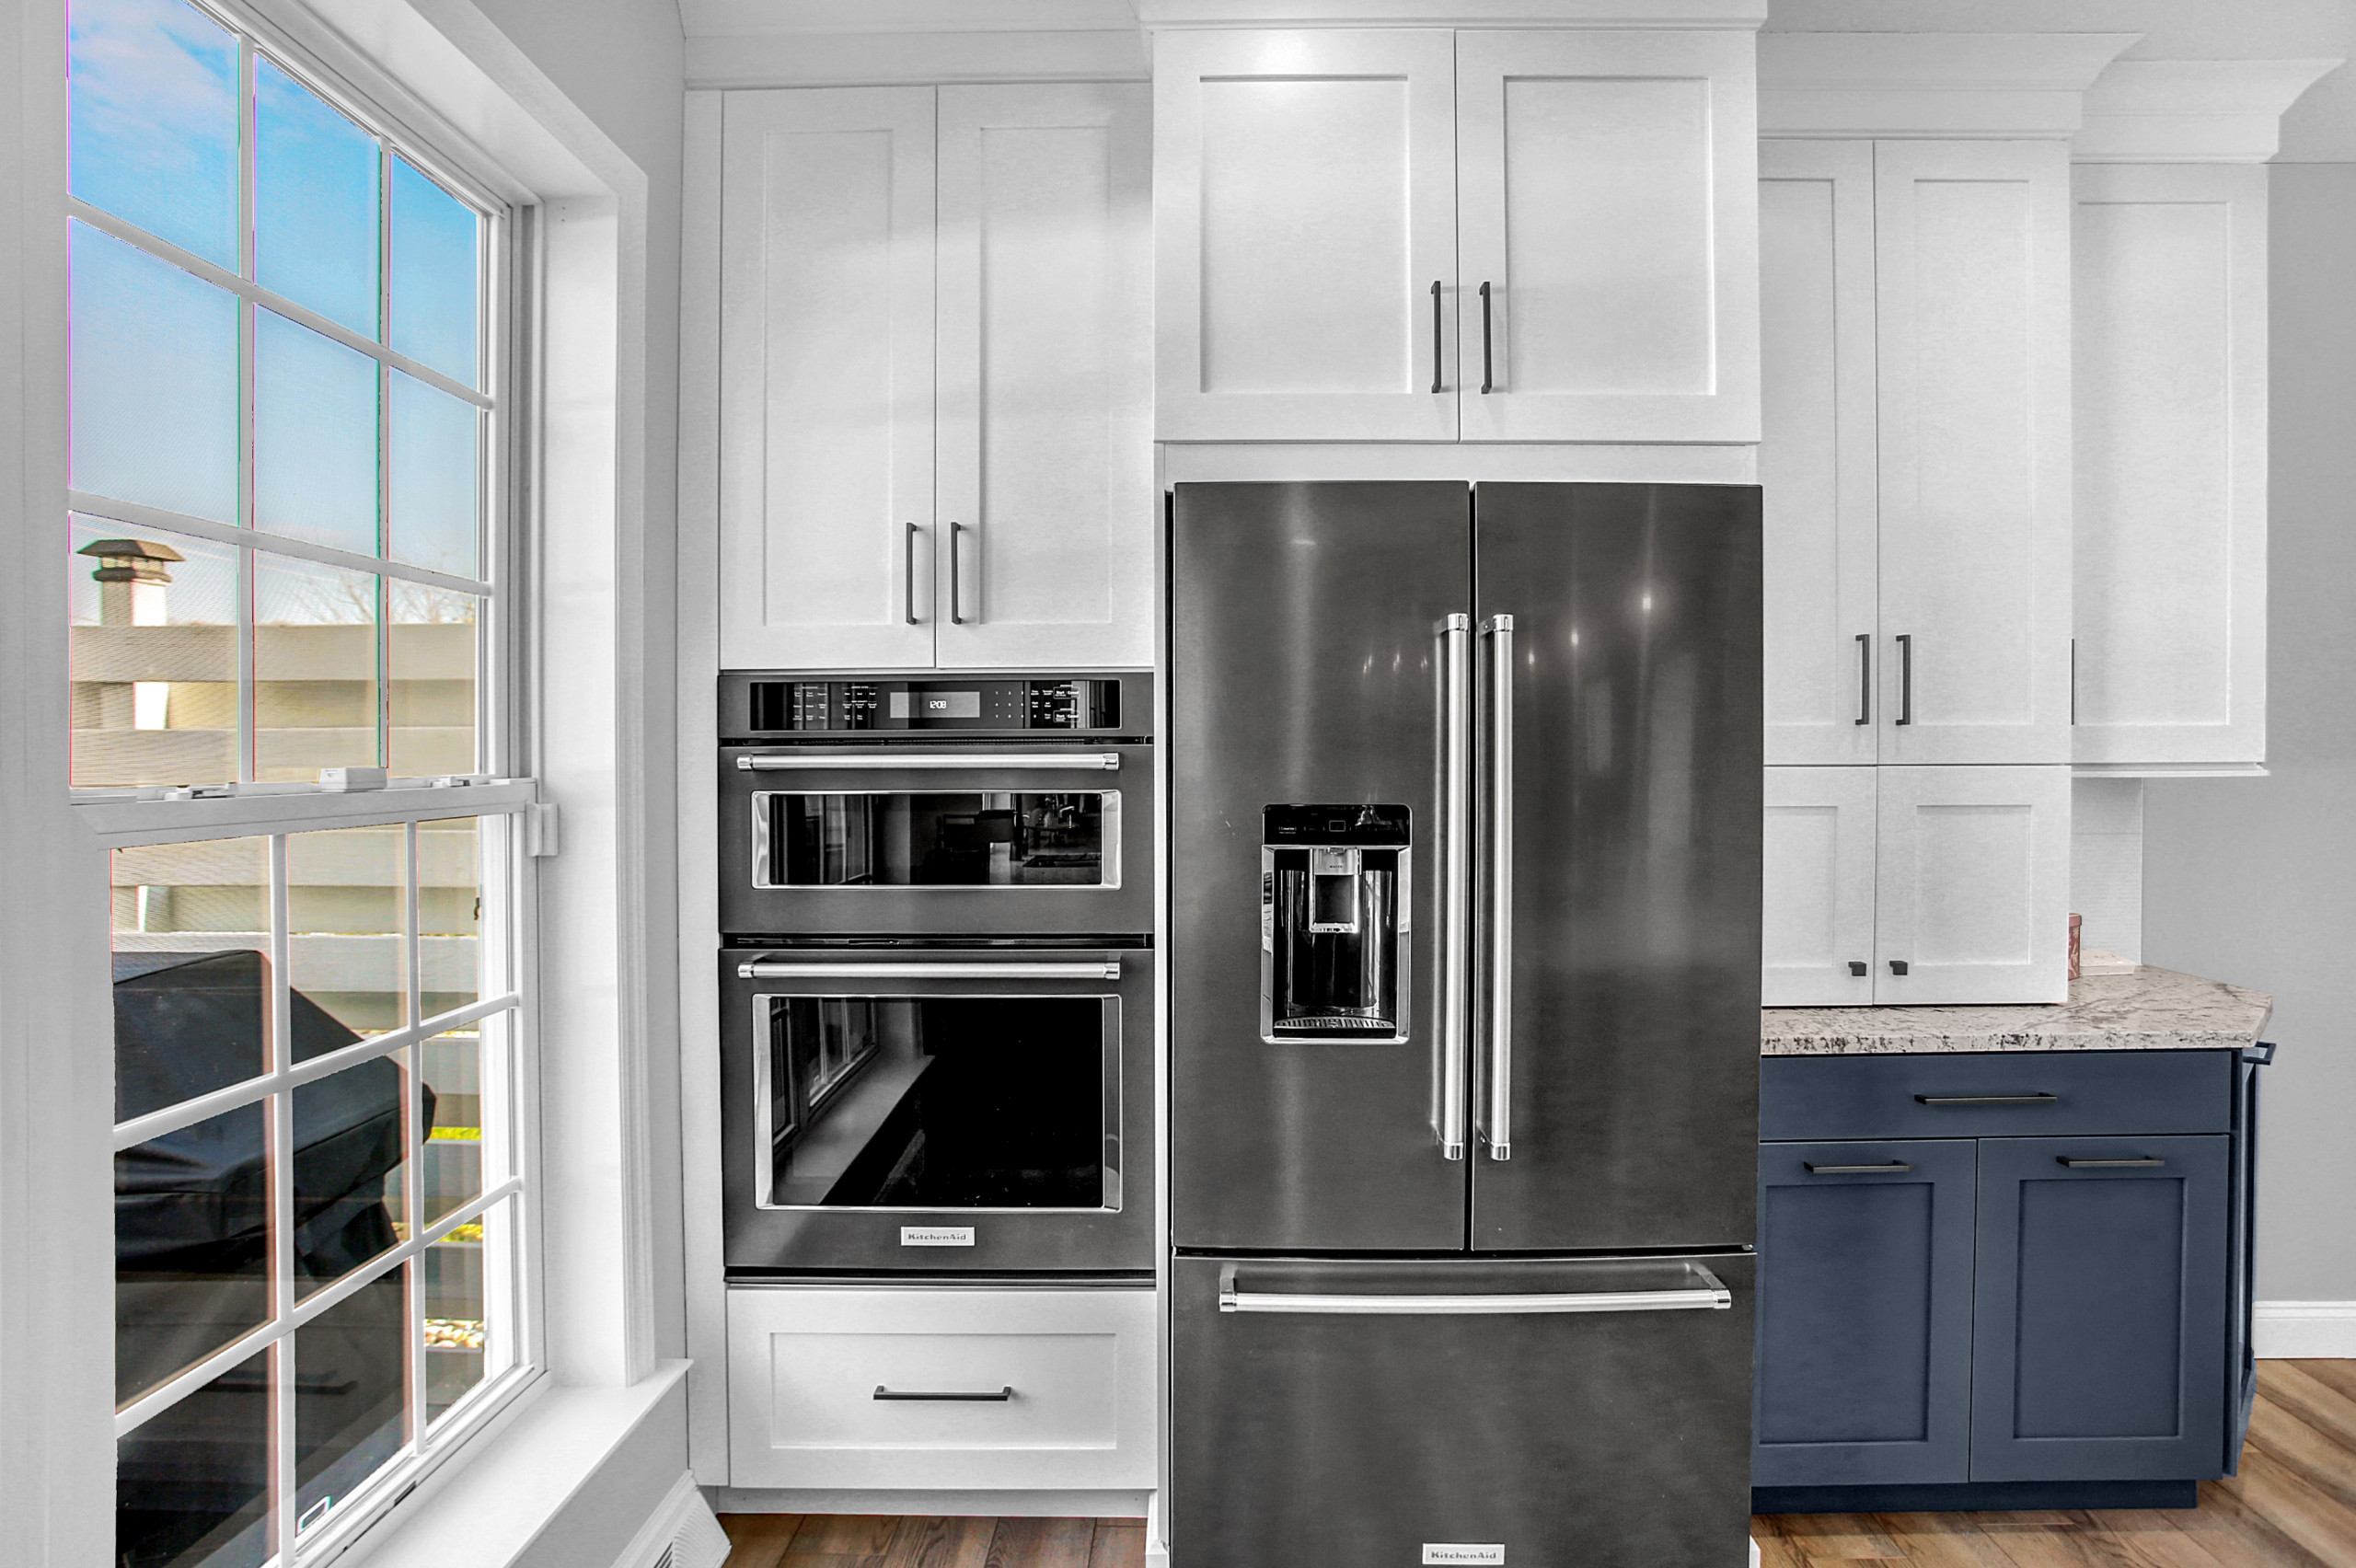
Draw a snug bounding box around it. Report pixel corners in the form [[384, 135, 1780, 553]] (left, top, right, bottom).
[[1759, 32, 2140, 140], [684, 27, 1147, 87], [2073, 59, 2345, 164], [1135, 0, 1764, 27], [679, 0, 1142, 37]]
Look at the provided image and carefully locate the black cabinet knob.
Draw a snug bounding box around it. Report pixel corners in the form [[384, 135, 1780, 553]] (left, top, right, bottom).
[[1888, 960, 1910, 975], [1848, 961, 1868, 976]]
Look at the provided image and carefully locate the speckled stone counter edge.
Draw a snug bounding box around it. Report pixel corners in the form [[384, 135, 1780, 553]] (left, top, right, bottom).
[[1761, 964, 2273, 1055]]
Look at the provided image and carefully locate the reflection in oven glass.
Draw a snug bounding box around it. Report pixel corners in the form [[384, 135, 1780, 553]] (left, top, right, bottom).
[[764, 792, 1107, 888], [764, 997, 1105, 1209]]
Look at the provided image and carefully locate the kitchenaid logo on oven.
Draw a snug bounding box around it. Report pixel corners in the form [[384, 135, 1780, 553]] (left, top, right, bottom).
[[900, 1227, 976, 1247], [1422, 1547, 1505, 1565]]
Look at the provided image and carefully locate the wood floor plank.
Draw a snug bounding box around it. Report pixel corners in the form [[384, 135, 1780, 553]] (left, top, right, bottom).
[[1868, 1512, 2023, 1567], [723, 1514, 809, 1568], [2072, 1509, 2236, 1568], [986, 1518, 1096, 1568], [883, 1516, 996, 1568], [2295, 1363, 2356, 1407], [1755, 1530, 1814, 1568], [787, 1516, 905, 1566], [1086, 1524, 1146, 1568], [2192, 1470, 2341, 1568], [2224, 1447, 2356, 1568], [2264, 1364, 2356, 1458], [1763, 1511, 1907, 1560], [2249, 1390, 2356, 1512]]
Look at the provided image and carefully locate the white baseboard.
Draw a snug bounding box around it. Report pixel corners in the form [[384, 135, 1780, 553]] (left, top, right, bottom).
[[2255, 1300, 2356, 1358], [612, 1472, 730, 1568], [711, 1486, 1151, 1518]]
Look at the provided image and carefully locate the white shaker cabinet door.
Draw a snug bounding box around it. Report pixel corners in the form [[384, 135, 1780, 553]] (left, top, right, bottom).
[[2073, 164, 2268, 767], [1760, 141, 1878, 765], [1455, 30, 1760, 444], [1873, 142, 2073, 765], [1762, 767, 1878, 1007], [721, 88, 937, 669], [1874, 766, 2070, 1006], [1154, 29, 1459, 443], [936, 85, 1154, 670]]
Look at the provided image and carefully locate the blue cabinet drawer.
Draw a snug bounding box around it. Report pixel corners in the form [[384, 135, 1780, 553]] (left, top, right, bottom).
[[1760, 1052, 2233, 1142]]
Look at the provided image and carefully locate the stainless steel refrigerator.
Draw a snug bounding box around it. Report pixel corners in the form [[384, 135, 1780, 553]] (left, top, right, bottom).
[[1169, 481, 1762, 1568]]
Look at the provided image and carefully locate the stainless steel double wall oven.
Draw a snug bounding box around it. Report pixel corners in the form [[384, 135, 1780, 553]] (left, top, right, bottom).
[[719, 673, 1154, 1276]]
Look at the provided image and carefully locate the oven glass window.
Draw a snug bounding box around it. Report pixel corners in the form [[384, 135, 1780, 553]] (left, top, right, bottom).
[[762, 996, 1109, 1210], [758, 792, 1113, 889]]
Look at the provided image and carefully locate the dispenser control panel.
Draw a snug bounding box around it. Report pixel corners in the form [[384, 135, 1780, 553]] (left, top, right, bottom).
[[1261, 805, 1411, 1044]]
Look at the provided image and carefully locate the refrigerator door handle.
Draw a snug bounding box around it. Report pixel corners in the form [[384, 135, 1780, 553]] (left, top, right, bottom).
[[1436, 613, 1473, 1160], [1217, 1262, 1734, 1315], [1479, 613, 1516, 1161]]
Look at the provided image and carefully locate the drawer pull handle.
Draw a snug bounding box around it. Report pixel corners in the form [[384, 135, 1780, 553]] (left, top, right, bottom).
[[1805, 1161, 1912, 1174], [1914, 1093, 2059, 1106], [2058, 1157, 2165, 1169], [1848, 961, 1867, 976], [873, 1385, 1016, 1402]]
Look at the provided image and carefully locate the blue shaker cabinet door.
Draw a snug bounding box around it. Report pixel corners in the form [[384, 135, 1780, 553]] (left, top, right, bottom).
[[1753, 1140, 1976, 1486], [1970, 1135, 2232, 1482]]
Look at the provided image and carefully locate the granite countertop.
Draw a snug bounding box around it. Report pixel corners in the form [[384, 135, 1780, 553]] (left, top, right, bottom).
[[1761, 964, 2272, 1055]]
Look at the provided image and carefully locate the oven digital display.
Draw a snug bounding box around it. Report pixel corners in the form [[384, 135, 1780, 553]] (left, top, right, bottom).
[[888, 690, 981, 721]]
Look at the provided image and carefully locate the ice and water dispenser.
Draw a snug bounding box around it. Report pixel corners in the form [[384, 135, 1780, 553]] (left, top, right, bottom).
[[1260, 805, 1411, 1043]]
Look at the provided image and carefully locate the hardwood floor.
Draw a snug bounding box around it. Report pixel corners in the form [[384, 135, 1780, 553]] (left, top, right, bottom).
[[720, 1362, 2356, 1568]]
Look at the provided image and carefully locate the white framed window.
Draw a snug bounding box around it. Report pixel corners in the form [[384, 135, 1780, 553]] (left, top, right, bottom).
[[64, 0, 545, 1562]]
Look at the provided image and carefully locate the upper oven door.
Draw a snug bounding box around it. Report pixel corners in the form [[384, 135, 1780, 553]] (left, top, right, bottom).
[[720, 746, 1155, 937], [720, 947, 1155, 1274]]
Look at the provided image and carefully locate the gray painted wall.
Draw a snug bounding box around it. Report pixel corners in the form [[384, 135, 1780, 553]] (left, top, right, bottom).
[[2144, 161, 2356, 1303]]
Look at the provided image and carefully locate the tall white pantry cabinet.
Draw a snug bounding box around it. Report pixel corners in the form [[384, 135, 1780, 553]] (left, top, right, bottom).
[[717, 84, 1155, 671]]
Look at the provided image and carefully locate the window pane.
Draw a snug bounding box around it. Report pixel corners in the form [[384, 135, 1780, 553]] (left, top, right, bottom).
[[287, 824, 408, 1040], [294, 1270, 408, 1538], [386, 371, 479, 577], [117, 1100, 270, 1407], [111, 836, 271, 1124], [69, 0, 239, 270], [294, 1052, 409, 1299], [425, 1196, 507, 1424], [416, 818, 481, 1013], [70, 519, 237, 788], [388, 584, 479, 777], [70, 221, 237, 524], [255, 309, 379, 555], [389, 158, 479, 389], [254, 55, 380, 340], [420, 1029, 479, 1226], [116, 1346, 271, 1568], [254, 553, 379, 782]]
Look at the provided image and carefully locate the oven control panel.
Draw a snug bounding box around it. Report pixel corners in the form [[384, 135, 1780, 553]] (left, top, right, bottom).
[[732, 676, 1132, 736]]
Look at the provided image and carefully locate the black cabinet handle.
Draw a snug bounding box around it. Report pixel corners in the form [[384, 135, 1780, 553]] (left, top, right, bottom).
[[905, 522, 921, 627], [1848, 961, 1868, 977], [1895, 634, 1912, 724], [1430, 280, 1444, 395], [1855, 633, 1871, 725], [949, 520, 966, 625], [1916, 1093, 2058, 1106], [2059, 1157, 2165, 1169], [1479, 282, 1495, 394], [1888, 960, 1909, 975], [873, 1385, 1015, 1401], [1806, 1161, 1912, 1174]]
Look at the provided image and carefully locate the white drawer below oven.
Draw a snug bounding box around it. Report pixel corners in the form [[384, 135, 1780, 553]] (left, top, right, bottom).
[[725, 1285, 1156, 1491]]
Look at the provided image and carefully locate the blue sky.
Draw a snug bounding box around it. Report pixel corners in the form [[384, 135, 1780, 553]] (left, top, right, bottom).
[[69, 0, 486, 594]]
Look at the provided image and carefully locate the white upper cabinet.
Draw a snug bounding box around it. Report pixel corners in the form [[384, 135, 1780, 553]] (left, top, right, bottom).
[[1454, 31, 1759, 444], [1153, 28, 1759, 445], [1762, 766, 1878, 1006], [718, 84, 1153, 672], [1873, 765, 2071, 1006], [1153, 29, 1459, 443], [2072, 164, 2267, 767], [721, 88, 937, 671], [1873, 142, 2074, 766], [936, 85, 1155, 670], [1760, 141, 1878, 766]]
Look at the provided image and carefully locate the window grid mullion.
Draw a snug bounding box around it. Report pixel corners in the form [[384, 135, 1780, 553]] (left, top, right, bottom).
[[269, 834, 296, 1564], [237, 39, 259, 787]]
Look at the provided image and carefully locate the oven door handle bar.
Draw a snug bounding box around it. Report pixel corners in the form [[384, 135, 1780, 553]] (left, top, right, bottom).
[[737, 752, 1121, 772], [739, 960, 1121, 981]]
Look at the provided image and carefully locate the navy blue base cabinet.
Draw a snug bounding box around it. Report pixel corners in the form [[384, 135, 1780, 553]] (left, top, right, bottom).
[[1752, 1047, 2268, 1513]]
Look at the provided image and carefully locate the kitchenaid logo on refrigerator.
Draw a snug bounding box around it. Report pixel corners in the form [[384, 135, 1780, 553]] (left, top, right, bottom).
[[1422, 1547, 1505, 1565], [900, 1227, 976, 1247]]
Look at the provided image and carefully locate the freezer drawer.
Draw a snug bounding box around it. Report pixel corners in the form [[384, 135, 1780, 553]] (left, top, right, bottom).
[[1171, 1253, 1755, 1568], [727, 1284, 1155, 1491]]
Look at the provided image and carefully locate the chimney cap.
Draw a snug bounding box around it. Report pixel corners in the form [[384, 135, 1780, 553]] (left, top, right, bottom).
[[77, 538, 187, 564]]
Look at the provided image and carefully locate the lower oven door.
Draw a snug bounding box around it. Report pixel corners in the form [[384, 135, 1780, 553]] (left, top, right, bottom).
[[721, 947, 1154, 1274], [719, 745, 1154, 937]]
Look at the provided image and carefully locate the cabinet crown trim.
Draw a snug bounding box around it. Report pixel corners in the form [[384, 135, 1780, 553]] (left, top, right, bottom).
[[1759, 31, 2138, 139], [2074, 58, 2344, 162], [1138, 1, 1765, 26]]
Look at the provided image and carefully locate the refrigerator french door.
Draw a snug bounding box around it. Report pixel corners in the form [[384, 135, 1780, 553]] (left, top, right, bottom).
[[1169, 481, 1762, 1567]]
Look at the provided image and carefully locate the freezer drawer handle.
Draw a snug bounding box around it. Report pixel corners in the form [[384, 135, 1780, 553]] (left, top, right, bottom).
[[1217, 1262, 1732, 1316], [2058, 1156, 2165, 1169], [739, 960, 1120, 981], [738, 752, 1121, 772], [873, 1386, 1015, 1402], [1914, 1093, 2058, 1106], [1805, 1161, 1912, 1174]]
